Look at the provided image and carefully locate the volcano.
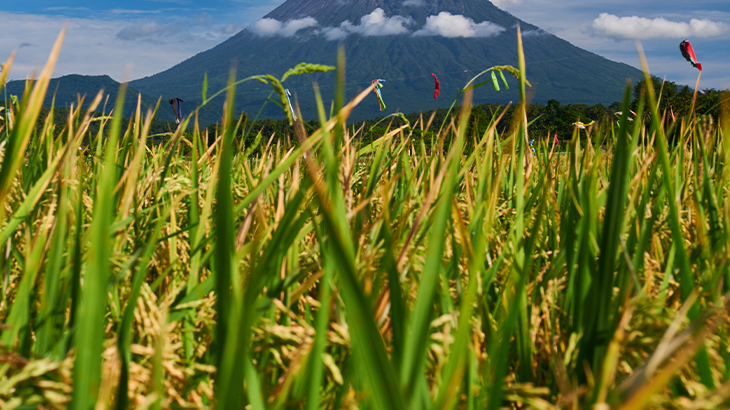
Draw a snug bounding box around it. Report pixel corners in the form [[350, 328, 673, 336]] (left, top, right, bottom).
[[129, 0, 642, 122]]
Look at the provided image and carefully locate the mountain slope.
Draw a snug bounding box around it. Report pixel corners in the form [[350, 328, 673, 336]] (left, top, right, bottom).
[[130, 0, 642, 122], [4, 74, 175, 121]]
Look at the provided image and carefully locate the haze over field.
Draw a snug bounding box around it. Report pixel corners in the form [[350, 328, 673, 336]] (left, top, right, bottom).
[[1, 0, 729, 90]]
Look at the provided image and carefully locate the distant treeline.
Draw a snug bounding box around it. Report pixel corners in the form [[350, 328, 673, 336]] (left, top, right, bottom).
[[3, 75, 727, 151], [0, 102, 182, 142], [229, 76, 728, 147]]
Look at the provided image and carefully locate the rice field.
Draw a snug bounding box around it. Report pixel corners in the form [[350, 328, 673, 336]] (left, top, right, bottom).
[[1, 27, 730, 410]]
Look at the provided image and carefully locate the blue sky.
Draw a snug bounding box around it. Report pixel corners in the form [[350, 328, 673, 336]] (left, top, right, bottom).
[[1, 0, 728, 89]]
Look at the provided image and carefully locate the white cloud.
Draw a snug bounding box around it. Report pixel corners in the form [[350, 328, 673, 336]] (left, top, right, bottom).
[[222, 23, 246, 34], [111, 9, 162, 15], [590, 13, 728, 40], [43, 7, 90, 12], [320, 8, 412, 40], [321, 27, 349, 41], [413, 12, 505, 38], [248, 19, 281, 36], [403, 0, 426, 7], [248, 17, 318, 37], [117, 22, 181, 42], [490, 0, 522, 8], [522, 29, 549, 37], [354, 8, 411, 36], [321, 9, 505, 40], [0, 11, 228, 82], [279, 17, 318, 36]]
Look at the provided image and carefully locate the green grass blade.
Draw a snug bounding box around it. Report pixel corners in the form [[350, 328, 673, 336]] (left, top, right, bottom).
[[636, 43, 715, 389], [401, 92, 471, 402], [70, 81, 126, 410], [582, 82, 635, 383], [213, 66, 238, 404]]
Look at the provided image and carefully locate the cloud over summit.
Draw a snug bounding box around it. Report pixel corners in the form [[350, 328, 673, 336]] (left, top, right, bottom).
[[248, 9, 506, 41], [490, 0, 523, 8], [590, 13, 728, 40], [413, 12, 505, 38], [402, 0, 426, 7], [321, 8, 412, 40], [248, 16, 318, 37]]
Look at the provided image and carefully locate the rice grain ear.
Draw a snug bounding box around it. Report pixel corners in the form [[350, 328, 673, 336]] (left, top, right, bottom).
[[0, 27, 64, 216], [116, 195, 175, 410], [0, 51, 15, 95]]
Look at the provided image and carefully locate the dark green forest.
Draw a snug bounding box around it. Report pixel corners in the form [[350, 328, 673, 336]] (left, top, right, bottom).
[[217, 76, 729, 149], [2, 76, 727, 153]]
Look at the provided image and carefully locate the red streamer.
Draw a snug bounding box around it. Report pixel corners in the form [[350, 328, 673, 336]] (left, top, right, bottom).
[[431, 73, 440, 99], [679, 40, 702, 71]]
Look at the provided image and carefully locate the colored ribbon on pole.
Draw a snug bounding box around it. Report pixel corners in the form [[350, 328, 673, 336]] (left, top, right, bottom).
[[431, 73, 440, 99], [371, 79, 386, 111], [285, 89, 297, 121], [169, 98, 183, 124]]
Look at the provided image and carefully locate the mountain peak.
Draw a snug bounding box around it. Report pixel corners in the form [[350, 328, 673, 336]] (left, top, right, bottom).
[[264, 0, 534, 31], [129, 0, 642, 123]]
